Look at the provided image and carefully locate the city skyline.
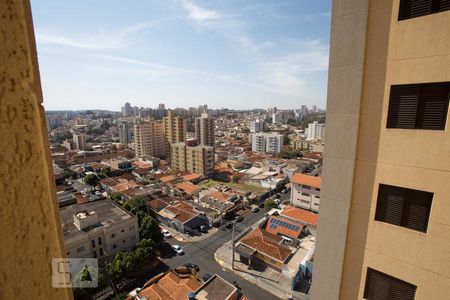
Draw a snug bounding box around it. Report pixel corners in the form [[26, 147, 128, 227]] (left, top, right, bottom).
[[31, 0, 331, 111]]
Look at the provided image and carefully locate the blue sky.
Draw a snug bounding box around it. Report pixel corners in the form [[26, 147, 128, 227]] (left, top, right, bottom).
[[31, 0, 331, 111]]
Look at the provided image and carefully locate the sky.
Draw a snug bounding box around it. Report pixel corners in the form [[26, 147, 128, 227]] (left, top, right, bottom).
[[31, 0, 331, 111]]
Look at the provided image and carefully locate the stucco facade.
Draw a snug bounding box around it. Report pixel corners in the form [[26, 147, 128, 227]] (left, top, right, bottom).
[[312, 1, 450, 299], [0, 0, 72, 298]]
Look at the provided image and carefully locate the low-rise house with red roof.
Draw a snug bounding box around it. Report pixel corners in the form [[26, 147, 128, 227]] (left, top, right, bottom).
[[158, 201, 209, 235], [236, 227, 293, 272], [133, 270, 201, 300], [280, 205, 319, 234], [175, 182, 201, 199], [290, 173, 321, 212]]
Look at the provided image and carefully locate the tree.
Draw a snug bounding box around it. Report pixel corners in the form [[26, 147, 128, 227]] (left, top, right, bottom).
[[232, 174, 240, 183], [128, 196, 147, 213], [139, 216, 163, 242], [264, 199, 278, 211], [84, 174, 100, 186], [110, 192, 122, 202], [62, 168, 77, 179]]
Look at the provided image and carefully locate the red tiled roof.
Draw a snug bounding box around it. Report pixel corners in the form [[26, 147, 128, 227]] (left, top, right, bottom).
[[265, 215, 304, 239], [209, 191, 230, 202], [281, 205, 318, 226], [240, 228, 291, 263], [165, 202, 197, 224], [291, 173, 321, 188], [139, 271, 201, 300], [175, 182, 201, 195], [182, 173, 202, 182], [159, 175, 176, 183]]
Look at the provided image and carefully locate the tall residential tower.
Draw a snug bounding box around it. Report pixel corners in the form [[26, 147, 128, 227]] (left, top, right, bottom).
[[312, 1, 450, 299], [195, 112, 215, 146]]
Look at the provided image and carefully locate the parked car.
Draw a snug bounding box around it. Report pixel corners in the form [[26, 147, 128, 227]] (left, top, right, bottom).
[[235, 215, 243, 222], [202, 273, 213, 282], [172, 244, 184, 255], [161, 229, 171, 238], [183, 263, 200, 272], [251, 205, 259, 212]]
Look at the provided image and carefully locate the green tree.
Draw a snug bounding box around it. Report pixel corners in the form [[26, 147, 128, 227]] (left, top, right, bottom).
[[264, 199, 278, 211], [139, 216, 163, 242], [62, 168, 77, 179], [128, 196, 147, 213], [84, 174, 100, 186], [110, 192, 122, 202]]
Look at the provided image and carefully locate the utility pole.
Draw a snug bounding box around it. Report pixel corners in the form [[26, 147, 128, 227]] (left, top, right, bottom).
[[231, 220, 235, 270]]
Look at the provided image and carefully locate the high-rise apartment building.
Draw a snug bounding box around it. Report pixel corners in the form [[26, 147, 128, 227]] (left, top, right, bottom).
[[251, 132, 283, 154], [163, 110, 186, 157], [306, 121, 325, 141], [250, 118, 265, 133], [72, 133, 86, 150], [118, 122, 132, 145], [312, 1, 450, 299], [171, 142, 214, 176], [134, 120, 165, 158], [121, 102, 132, 117], [195, 113, 215, 146]]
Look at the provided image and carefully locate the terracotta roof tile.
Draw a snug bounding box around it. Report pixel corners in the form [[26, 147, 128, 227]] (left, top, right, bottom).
[[291, 173, 321, 188], [175, 182, 201, 195], [265, 215, 304, 239], [281, 205, 318, 226], [240, 228, 291, 263], [139, 271, 201, 300]]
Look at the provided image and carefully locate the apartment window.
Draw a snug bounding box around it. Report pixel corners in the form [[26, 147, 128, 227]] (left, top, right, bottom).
[[76, 246, 85, 253], [111, 233, 116, 239], [99, 248, 104, 257], [91, 239, 95, 248], [122, 240, 126, 243], [387, 82, 449, 130], [98, 237, 102, 245], [113, 244, 117, 250], [93, 251, 97, 258], [301, 199, 310, 204], [375, 184, 433, 233], [398, 0, 450, 21], [121, 229, 125, 233], [302, 192, 311, 197], [364, 268, 416, 300], [302, 185, 311, 189]]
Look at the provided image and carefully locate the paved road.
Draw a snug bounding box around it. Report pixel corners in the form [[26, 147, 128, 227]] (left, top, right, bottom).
[[158, 209, 280, 300]]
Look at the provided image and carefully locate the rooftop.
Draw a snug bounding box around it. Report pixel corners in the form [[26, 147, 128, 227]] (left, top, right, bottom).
[[240, 227, 292, 263], [59, 200, 135, 241], [138, 271, 201, 300], [291, 173, 321, 188], [265, 215, 305, 240], [281, 206, 319, 226], [195, 274, 238, 300], [175, 182, 201, 195]]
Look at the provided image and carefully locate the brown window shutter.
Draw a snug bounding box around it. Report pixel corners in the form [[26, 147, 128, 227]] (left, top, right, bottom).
[[399, 0, 432, 20], [364, 268, 417, 300], [416, 82, 450, 130], [387, 85, 420, 129]]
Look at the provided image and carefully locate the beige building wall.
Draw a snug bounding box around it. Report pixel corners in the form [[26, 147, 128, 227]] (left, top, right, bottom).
[[312, 0, 450, 299], [186, 145, 215, 176], [0, 0, 72, 298], [163, 110, 187, 156], [195, 113, 215, 146], [134, 120, 165, 158], [171, 142, 187, 172]]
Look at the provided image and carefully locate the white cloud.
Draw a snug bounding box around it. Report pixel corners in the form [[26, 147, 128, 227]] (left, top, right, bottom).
[[180, 0, 220, 23], [36, 21, 156, 50]]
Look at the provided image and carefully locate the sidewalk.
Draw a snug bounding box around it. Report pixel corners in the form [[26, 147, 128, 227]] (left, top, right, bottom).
[[215, 241, 310, 300], [160, 224, 218, 243]]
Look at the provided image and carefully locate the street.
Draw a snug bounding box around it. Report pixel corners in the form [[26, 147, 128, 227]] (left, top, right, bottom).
[[157, 208, 280, 300]]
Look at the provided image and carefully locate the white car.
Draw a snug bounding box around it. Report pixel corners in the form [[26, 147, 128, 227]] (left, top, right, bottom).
[[161, 229, 171, 238], [172, 244, 184, 255]]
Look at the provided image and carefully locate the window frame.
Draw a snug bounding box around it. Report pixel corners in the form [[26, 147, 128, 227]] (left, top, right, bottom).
[[364, 268, 417, 300], [375, 184, 433, 233], [387, 82, 450, 130]]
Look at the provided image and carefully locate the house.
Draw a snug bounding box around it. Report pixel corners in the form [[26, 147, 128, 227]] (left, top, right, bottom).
[[158, 201, 208, 235], [181, 173, 203, 183], [281, 205, 319, 234], [237, 227, 292, 271], [290, 173, 321, 212], [264, 214, 306, 247], [194, 274, 240, 300], [134, 270, 201, 300], [175, 182, 201, 198]]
